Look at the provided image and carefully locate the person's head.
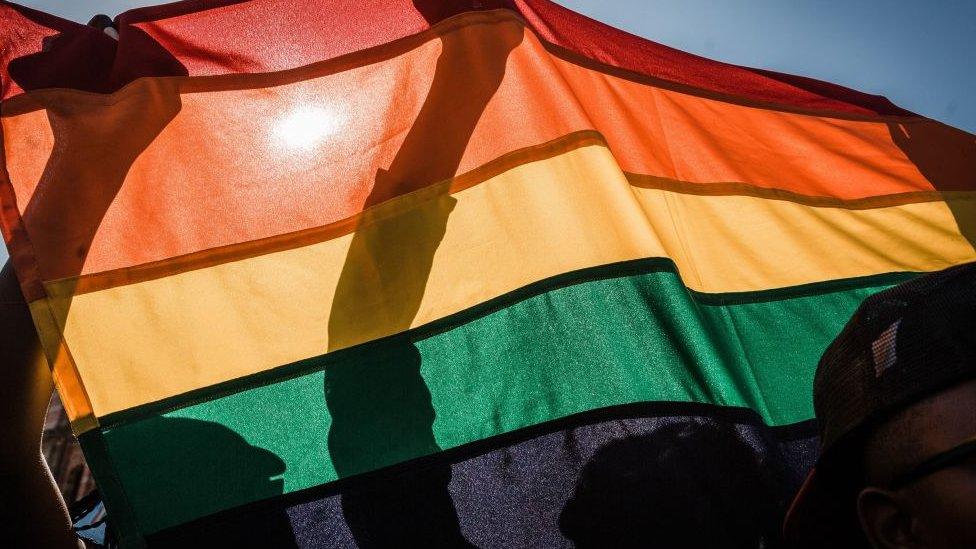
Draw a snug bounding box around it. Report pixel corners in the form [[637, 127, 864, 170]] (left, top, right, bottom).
[[784, 262, 976, 548], [857, 378, 975, 548]]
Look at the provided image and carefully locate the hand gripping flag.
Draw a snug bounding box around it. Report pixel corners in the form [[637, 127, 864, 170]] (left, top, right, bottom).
[[1, 1, 974, 546]]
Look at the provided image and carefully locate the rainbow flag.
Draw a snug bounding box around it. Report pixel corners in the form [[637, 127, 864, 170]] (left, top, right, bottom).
[[2, 0, 974, 546]]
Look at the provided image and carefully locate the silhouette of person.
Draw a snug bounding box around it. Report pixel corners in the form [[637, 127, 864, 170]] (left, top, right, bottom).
[[126, 417, 297, 548], [325, 2, 522, 546], [560, 419, 795, 549]]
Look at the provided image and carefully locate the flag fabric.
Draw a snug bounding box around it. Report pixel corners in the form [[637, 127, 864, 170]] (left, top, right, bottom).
[[1, 0, 974, 546]]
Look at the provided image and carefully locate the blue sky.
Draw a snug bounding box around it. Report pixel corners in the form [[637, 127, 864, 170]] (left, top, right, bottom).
[[2, 1, 975, 263]]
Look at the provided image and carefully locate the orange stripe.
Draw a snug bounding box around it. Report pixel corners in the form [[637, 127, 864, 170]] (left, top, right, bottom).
[[49, 131, 606, 296], [2, 11, 973, 285], [42, 130, 976, 297]]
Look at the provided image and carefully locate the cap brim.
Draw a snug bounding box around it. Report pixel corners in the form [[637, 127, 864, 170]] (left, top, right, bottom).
[[783, 466, 865, 547]]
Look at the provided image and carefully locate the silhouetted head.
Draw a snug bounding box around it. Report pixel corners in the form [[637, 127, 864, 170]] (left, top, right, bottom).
[[412, 0, 511, 25], [560, 419, 790, 548], [123, 416, 287, 507], [132, 417, 298, 547]]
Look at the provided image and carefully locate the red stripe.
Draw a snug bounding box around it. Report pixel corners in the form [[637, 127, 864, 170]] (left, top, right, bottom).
[[2, 0, 912, 117], [513, 0, 911, 117]]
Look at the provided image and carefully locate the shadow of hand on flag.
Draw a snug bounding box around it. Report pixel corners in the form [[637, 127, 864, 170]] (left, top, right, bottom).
[[324, 2, 522, 546], [6, 9, 185, 295]]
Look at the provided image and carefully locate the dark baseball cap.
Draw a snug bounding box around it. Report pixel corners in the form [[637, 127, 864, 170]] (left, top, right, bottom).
[[783, 262, 976, 546]]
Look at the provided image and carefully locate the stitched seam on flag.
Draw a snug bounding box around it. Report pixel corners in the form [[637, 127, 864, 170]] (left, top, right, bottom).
[[644, 85, 708, 288], [626, 175, 974, 209], [44, 180, 976, 297], [78, 430, 146, 547], [719, 308, 774, 421], [0, 124, 46, 301], [34, 124, 965, 298], [696, 272, 918, 305], [0, 10, 522, 116], [661, 189, 706, 290], [35, 297, 99, 433], [0, 11, 516, 107], [1, 115, 100, 431], [534, 37, 922, 123], [94, 260, 909, 429], [96, 257, 684, 427], [99, 447, 144, 547], [42, 130, 606, 297], [0, 9, 930, 123], [144, 403, 819, 539]]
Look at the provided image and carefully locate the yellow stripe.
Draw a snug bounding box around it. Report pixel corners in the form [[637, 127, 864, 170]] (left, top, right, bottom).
[[42, 144, 975, 417]]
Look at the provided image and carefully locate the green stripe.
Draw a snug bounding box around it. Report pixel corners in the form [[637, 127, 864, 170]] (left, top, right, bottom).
[[97, 259, 917, 429], [96, 262, 903, 534]]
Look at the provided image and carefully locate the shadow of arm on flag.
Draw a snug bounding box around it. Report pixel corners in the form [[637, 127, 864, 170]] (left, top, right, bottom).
[[323, 3, 522, 546]]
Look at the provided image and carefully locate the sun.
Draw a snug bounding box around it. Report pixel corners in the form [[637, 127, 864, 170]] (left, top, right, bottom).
[[273, 104, 344, 151]]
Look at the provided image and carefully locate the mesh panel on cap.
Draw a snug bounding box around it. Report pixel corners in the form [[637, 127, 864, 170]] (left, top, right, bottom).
[[813, 262, 976, 455]]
